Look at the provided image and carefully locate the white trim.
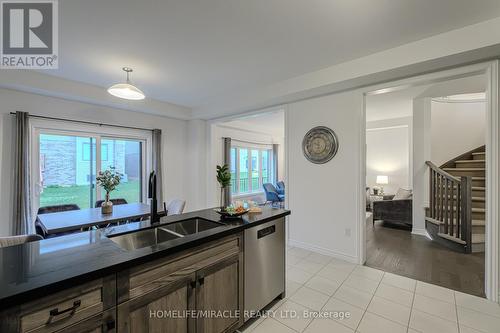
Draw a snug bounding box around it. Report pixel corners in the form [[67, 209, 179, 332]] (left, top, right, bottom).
[[208, 105, 286, 124], [284, 104, 290, 247], [411, 228, 430, 237], [485, 61, 499, 303], [30, 118, 152, 213], [359, 61, 499, 302], [289, 239, 359, 264], [366, 124, 409, 132], [216, 124, 281, 139]]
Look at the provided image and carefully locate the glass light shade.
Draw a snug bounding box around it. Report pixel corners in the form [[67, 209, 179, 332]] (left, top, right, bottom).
[[376, 175, 389, 185], [107, 83, 145, 100]]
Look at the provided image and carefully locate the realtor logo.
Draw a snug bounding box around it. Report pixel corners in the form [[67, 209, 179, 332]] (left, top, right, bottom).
[[1, 0, 58, 68]]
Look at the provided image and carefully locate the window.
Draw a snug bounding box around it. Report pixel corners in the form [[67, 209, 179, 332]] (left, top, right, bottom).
[[34, 121, 151, 210], [40, 134, 97, 209], [230, 146, 273, 195], [82, 142, 108, 161]]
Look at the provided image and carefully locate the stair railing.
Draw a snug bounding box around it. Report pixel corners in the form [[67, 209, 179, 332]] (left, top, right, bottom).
[[426, 161, 472, 253]]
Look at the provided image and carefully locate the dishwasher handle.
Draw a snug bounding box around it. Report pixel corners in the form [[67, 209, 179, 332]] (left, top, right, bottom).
[[257, 225, 276, 239]]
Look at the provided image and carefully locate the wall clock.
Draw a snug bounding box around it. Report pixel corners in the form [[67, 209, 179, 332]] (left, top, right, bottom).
[[302, 126, 339, 164]]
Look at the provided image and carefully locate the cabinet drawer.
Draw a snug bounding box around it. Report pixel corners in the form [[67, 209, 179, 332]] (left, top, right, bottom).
[[54, 308, 116, 333], [118, 233, 242, 302], [2, 275, 116, 333]]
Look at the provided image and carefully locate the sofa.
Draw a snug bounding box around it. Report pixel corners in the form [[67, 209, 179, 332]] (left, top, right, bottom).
[[372, 188, 413, 229]]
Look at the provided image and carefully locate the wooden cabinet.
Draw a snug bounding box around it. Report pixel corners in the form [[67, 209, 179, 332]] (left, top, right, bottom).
[[196, 254, 242, 333], [1, 233, 244, 333], [116, 233, 243, 333], [117, 275, 195, 333]]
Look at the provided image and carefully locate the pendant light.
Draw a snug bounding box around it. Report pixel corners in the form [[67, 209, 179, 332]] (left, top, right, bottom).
[[107, 67, 145, 100]]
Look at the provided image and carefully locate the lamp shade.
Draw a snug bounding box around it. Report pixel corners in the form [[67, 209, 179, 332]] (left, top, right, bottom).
[[107, 67, 145, 100], [107, 83, 145, 100], [376, 175, 389, 185]]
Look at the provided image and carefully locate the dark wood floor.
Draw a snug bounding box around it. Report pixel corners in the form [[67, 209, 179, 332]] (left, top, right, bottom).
[[366, 219, 485, 297]]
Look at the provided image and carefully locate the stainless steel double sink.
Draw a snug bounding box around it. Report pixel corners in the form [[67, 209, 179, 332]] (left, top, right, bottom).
[[107, 218, 223, 251]]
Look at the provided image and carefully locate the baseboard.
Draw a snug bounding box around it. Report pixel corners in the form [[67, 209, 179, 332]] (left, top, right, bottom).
[[288, 239, 358, 264], [412, 228, 431, 239]]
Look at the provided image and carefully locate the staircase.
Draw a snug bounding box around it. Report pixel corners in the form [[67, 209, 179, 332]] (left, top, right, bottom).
[[425, 146, 485, 253]]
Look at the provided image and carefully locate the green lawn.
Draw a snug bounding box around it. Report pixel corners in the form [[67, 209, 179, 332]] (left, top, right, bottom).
[[40, 180, 141, 209]]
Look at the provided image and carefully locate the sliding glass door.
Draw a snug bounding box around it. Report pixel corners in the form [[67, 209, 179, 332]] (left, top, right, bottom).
[[37, 131, 146, 210], [39, 134, 97, 209], [101, 138, 142, 203]]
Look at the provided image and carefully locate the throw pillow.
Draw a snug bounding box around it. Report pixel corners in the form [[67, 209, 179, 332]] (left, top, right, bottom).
[[394, 188, 412, 200]]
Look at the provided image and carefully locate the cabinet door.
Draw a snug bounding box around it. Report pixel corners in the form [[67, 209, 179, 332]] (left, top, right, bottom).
[[118, 275, 195, 333], [196, 254, 243, 333]]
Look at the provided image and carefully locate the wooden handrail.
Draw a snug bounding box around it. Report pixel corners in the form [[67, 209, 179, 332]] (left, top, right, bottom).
[[425, 161, 460, 182], [426, 161, 472, 253]]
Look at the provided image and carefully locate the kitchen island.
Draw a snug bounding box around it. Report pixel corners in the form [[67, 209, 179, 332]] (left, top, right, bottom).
[[0, 206, 290, 332]]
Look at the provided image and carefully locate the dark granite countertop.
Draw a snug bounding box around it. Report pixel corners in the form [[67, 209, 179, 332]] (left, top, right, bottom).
[[0, 206, 290, 309]]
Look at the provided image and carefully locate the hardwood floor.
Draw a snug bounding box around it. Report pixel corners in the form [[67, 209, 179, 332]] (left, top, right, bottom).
[[366, 219, 485, 297]]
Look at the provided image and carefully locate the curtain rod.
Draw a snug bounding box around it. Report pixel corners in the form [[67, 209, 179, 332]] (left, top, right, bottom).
[[10, 112, 154, 132]]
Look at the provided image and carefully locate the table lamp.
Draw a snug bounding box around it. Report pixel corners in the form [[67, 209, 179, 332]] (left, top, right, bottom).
[[376, 175, 389, 195]]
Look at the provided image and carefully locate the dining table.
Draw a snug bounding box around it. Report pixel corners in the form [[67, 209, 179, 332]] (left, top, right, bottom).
[[36, 203, 152, 235]]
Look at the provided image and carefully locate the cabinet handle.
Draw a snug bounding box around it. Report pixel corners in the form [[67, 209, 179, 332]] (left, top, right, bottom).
[[48, 300, 81, 323]]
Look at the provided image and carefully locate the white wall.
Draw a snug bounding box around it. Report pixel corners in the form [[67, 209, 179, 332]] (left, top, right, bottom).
[[412, 98, 432, 235], [208, 124, 284, 206], [0, 89, 194, 236], [366, 117, 412, 194], [287, 91, 363, 262], [431, 101, 486, 166], [186, 119, 208, 211]]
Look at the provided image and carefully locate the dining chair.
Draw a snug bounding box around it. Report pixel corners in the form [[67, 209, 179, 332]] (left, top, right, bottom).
[[36, 204, 81, 238], [166, 199, 186, 216], [95, 198, 128, 208], [37, 204, 80, 214], [0, 234, 43, 248], [263, 183, 284, 207], [276, 181, 285, 195]]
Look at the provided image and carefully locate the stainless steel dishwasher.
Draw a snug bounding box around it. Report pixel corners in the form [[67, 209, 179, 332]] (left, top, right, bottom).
[[244, 217, 285, 320]]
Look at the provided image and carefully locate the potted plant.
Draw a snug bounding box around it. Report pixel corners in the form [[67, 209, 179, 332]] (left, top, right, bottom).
[[216, 164, 231, 211], [96, 167, 122, 214]]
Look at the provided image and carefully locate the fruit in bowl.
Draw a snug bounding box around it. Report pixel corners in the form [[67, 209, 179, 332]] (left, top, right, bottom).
[[215, 203, 249, 218]]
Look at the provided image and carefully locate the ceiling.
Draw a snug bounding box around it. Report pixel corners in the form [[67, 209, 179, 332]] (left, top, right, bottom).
[[41, 0, 500, 110], [222, 111, 285, 137], [366, 75, 486, 122]]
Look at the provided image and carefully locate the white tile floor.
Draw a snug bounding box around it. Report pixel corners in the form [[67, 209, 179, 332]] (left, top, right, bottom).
[[239, 247, 500, 333]]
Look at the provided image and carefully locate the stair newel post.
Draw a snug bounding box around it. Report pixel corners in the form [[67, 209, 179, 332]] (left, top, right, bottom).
[[460, 176, 473, 253]]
